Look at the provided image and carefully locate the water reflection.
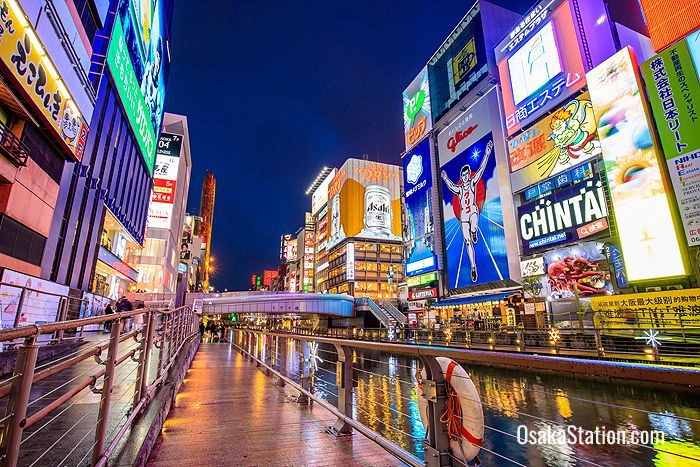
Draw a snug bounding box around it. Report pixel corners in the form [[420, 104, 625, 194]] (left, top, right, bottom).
[[294, 342, 700, 466]]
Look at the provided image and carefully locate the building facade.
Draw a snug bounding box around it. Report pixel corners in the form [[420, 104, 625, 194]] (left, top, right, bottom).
[[132, 113, 191, 293], [0, 0, 97, 277], [42, 0, 174, 300]]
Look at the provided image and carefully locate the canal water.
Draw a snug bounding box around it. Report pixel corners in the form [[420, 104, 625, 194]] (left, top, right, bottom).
[[263, 339, 700, 466]]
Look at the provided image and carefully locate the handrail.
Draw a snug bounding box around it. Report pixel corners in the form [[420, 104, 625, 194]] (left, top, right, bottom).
[[0, 305, 200, 465], [379, 299, 405, 323], [232, 336, 423, 467]]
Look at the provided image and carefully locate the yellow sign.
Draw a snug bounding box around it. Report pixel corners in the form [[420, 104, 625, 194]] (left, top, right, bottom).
[[452, 37, 477, 87], [591, 289, 700, 328], [0, 0, 88, 161]]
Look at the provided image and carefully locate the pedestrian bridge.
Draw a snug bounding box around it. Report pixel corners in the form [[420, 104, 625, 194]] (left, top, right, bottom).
[[192, 292, 355, 317]]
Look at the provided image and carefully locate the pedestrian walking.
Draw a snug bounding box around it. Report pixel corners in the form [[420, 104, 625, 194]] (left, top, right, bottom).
[[104, 303, 114, 333]]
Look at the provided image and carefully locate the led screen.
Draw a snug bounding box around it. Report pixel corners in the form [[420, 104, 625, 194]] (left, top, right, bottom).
[[587, 47, 686, 281], [507, 21, 562, 105], [403, 138, 437, 277]]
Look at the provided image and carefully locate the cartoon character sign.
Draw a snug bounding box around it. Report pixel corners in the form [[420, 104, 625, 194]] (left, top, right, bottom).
[[441, 140, 493, 282], [548, 98, 601, 165], [440, 133, 509, 288], [508, 92, 601, 192]]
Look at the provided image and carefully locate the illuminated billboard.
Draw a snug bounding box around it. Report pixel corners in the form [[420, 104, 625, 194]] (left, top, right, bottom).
[[311, 169, 337, 215], [263, 270, 278, 287], [587, 46, 686, 281], [403, 67, 433, 149], [428, 4, 488, 123], [642, 39, 700, 246], [147, 133, 182, 230], [326, 160, 402, 251], [518, 175, 609, 255], [543, 242, 613, 300], [639, 0, 700, 52], [108, 0, 170, 174], [508, 92, 602, 192], [0, 0, 88, 161], [438, 92, 509, 289], [403, 138, 437, 277], [496, 0, 586, 136]]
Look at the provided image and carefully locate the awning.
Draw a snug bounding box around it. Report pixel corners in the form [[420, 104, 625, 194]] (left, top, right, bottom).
[[434, 291, 519, 308]]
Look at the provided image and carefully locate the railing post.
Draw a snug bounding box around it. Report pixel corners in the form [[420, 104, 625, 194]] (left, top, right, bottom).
[[330, 344, 354, 435], [296, 340, 310, 404], [92, 316, 123, 464], [53, 297, 70, 343], [12, 288, 27, 328], [418, 355, 452, 467], [275, 337, 287, 386], [0, 336, 39, 465], [156, 313, 168, 381], [134, 311, 156, 408], [263, 335, 271, 375], [595, 329, 604, 356]]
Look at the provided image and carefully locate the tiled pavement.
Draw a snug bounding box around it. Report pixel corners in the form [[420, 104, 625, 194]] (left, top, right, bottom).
[[147, 343, 404, 466]]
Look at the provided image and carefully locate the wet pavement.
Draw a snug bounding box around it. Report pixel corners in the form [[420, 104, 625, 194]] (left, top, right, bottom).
[[147, 343, 403, 466]]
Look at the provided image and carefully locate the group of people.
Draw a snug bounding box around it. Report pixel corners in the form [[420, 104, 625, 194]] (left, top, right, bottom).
[[103, 296, 136, 332], [199, 321, 227, 342]]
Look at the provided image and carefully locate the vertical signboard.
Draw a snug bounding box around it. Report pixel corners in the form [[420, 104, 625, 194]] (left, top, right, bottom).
[[326, 160, 402, 251], [346, 242, 355, 280], [148, 133, 182, 230], [403, 67, 433, 149], [437, 91, 510, 289], [642, 39, 700, 246], [108, 0, 170, 174], [403, 138, 437, 276], [0, 0, 88, 161], [587, 46, 686, 281], [495, 0, 586, 136], [428, 4, 488, 123]]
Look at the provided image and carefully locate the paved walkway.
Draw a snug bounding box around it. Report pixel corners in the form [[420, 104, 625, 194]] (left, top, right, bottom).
[[147, 343, 402, 466]]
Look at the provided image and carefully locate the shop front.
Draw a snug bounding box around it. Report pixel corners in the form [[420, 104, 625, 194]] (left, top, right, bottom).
[[93, 210, 141, 299]]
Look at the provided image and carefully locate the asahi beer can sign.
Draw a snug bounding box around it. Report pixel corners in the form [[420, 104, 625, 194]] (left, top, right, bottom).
[[364, 185, 392, 232], [325, 159, 402, 250]]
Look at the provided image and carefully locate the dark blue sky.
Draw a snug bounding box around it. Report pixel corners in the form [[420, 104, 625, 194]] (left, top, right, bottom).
[[165, 1, 531, 290]]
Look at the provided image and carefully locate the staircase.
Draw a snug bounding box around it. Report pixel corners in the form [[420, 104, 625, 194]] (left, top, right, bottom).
[[355, 298, 405, 329]]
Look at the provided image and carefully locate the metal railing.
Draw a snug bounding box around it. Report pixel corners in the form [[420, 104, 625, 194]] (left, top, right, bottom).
[[236, 316, 700, 365], [231, 330, 424, 467], [0, 305, 199, 466], [0, 122, 29, 166], [233, 329, 700, 466]]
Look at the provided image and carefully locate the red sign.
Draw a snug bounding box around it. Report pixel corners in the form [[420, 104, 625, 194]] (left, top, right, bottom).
[[250, 274, 257, 286], [263, 270, 278, 287], [577, 218, 609, 239], [447, 125, 478, 153], [152, 178, 176, 204], [639, 0, 700, 52], [408, 288, 438, 301]]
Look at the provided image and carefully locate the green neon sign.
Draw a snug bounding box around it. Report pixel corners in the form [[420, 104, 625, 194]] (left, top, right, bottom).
[[406, 90, 425, 125], [106, 19, 156, 175]]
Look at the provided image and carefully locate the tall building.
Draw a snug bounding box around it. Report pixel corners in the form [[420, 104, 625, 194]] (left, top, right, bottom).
[[323, 159, 405, 301], [199, 171, 216, 291], [41, 0, 175, 300], [132, 113, 192, 293], [0, 0, 96, 278]]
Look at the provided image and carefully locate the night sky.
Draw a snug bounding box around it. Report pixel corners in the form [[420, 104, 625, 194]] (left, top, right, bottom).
[[165, 1, 532, 290]]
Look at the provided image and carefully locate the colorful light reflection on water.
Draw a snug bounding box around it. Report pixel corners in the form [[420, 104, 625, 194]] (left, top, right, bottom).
[[269, 338, 700, 466]]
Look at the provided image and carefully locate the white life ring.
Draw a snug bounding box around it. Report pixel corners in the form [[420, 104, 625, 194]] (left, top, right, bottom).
[[416, 357, 484, 462]]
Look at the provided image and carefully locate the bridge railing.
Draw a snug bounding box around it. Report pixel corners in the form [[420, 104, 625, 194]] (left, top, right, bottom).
[[234, 322, 700, 364], [233, 328, 700, 466], [0, 305, 199, 466]]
